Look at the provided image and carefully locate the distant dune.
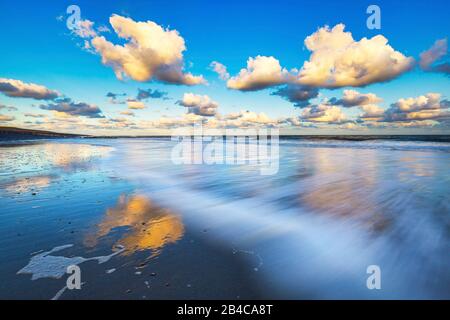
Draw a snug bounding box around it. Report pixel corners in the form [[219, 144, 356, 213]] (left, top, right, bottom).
[[0, 126, 86, 140]]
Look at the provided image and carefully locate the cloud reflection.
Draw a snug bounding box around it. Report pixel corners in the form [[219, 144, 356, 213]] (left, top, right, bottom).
[[86, 194, 184, 256]]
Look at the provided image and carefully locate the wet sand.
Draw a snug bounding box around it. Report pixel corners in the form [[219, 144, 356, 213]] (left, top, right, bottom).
[[1, 138, 449, 299]]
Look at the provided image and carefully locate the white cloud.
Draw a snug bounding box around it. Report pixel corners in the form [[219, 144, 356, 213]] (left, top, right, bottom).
[[0, 78, 59, 100], [299, 104, 347, 123], [330, 89, 382, 107], [297, 24, 414, 88], [359, 104, 385, 120], [177, 93, 218, 116], [383, 93, 450, 122], [227, 56, 293, 91], [88, 15, 205, 85]]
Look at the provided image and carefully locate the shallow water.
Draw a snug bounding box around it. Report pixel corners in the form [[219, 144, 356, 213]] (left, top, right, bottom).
[[0, 138, 449, 299]]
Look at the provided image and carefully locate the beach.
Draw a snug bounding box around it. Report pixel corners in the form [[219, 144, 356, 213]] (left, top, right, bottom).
[[1, 137, 449, 299]]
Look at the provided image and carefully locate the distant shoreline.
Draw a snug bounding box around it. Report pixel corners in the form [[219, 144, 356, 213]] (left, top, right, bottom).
[[1, 126, 449, 143]]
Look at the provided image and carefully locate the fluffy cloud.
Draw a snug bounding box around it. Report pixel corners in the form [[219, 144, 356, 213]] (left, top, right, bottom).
[[0, 78, 59, 100], [330, 89, 382, 107], [359, 104, 385, 120], [383, 93, 450, 122], [227, 56, 293, 91], [228, 24, 413, 94], [419, 39, 450, 74], [296, 24, 414, 88], [210, 61, 230, 80], [136, 88, 169, 100], [40, 98, 104, 118], [271, 85, 319, 107], [215, 110, 277, 128], [176, 93, 219, 116], [88, 15, 205, 85], [127, 100, 146, 109], [299, 104, 347, 123], [0, 114, 15, 122]]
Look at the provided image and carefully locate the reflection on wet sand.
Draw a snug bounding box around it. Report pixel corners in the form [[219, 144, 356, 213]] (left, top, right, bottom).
[[2, 175, 53, 194], [0, 143, 112, 195], [86, 194, 184, 256], [0, 142, 112, 175]]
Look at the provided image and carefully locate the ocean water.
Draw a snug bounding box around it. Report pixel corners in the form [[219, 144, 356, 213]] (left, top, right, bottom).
[[0, 138, 449, 299]]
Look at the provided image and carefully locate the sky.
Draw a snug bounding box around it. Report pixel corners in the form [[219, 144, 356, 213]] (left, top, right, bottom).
[[0, 0, 449, 135]]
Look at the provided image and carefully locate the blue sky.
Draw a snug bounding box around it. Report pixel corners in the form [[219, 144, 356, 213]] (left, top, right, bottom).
[[0, 0, 449, 135]]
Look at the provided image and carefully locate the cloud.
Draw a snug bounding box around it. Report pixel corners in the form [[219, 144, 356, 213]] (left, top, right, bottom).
[[299, 104, 347, 123], [359, 104, 385, 120], [419, 39, 450, 74], [0, 114, 15, 122], [296, 24, 414, 88], [73, 19, 98, 38], [0, 104, 18, 111], [40, 98, 104, 118], [210, 61, 230, 80], [329, 89, 382, 107], [271, 85, 319, 107], [215, 110, 277, 128], [383, 93, 450, 122], [120, 110, 135, 116], [24, 113, 46, 118], [106, 92, 126, 104], [0, 78, 59, 100], [176, 93, 219, 116], [136, 88, 169, 100], [228, 24, 413, 94], [227, 56, 293, 91], [96, 117, 137, 130], [87, 14, 205, 85], [127, 100, 146, 109], [143, 113, 204, 129]]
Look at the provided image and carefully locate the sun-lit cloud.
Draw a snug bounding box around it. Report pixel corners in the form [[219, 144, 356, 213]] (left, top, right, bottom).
[[329, 89, 383, 107], [0, 114, 15, 122], [359, 104, 385, 121], [227, 24, 413, 95], [419, 39, 450, 75], [383, 93, 450, 122], [299, 104, 347, 123], [127, 100, 146, 109], [176, 93, 219, 116], [0, 78, 60, 100], [120, 110, 135, 116], [227, 56, 293, 91], [84, 14, 205, 85], [296, 24, 414, 88]]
